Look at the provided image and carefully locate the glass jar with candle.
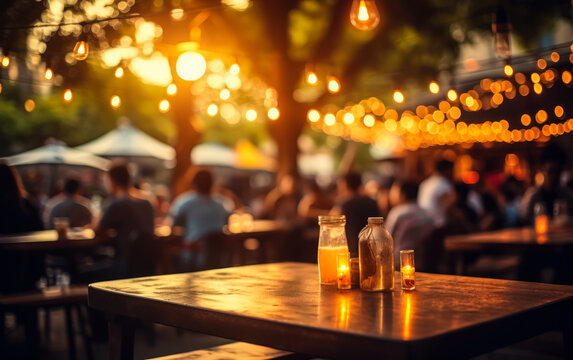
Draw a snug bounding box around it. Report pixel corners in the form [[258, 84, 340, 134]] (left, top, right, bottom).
[[358, 217, 394, 291], [318, 215, 349, 285]]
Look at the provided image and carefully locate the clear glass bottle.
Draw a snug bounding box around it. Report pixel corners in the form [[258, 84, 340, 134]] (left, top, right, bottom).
[[358, 217, 394, 291], [318, 215, 349, 285]]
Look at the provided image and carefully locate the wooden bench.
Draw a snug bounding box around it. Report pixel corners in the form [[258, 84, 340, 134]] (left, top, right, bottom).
[[147, 341, 314, 360], [0, 285, 93, 360]]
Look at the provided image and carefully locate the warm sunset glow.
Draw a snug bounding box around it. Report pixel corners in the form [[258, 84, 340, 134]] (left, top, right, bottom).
[[110, 95, 121, 108], [44, 68, 53, 80], [158, 99, 170, 113], [73, 40, 88, 61], [176, 52, 206, 81], [429, 81, 440, 94], [308, 109, 320, 122], [267, 107, 280, 120], [115, 66, 124, 79], [167, 83, 177, 95], [393, 90, 405, 104], [63, 89, 73, 102]]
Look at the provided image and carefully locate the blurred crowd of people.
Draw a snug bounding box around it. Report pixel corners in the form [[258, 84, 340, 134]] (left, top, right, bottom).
[[1, 142, 573, 278]]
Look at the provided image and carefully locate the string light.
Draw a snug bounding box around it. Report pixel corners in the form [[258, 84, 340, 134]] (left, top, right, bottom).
[[73, 39, 89, 61], [110, 95, 121, 108], [306, 71, 318, 85], [166, 83, 177, 95], [308, 109, 320, 122], [503, 64, 513, 77], [176, 52, 206, 81], [1, 56, 10, 68], [327, 76, 341, 93], [245, 109, 257, 121], [393, 90, 405, 104], [429, 81, 440, 94], [158, 99, 170, 113], [114, 66, 124, 79], [349, 0, 380, 31], [207, 103, 218, 116], [229, 63, 240, 75], [44, 68, 54, 80], [447, 89, 458, 102], [267, 107, 280, 120], [219, 89, 230, 100], [63, 89, 73, 102], [24, 99, 35, 112]]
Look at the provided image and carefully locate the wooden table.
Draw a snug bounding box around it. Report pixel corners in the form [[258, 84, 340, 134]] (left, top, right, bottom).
[[0, 229, 98, 252], [445, 226, 573, 282], [88, 262, 573, 360], [155, 220, 291, 271]]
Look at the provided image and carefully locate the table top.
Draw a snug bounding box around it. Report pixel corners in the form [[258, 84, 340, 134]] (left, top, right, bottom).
[[88, 262, 573, 359], [0, 229, 98, 251], [445, 226, 573, 251]]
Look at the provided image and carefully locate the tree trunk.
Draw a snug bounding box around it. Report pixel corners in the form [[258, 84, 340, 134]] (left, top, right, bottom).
[[168, 58, 202, 197]]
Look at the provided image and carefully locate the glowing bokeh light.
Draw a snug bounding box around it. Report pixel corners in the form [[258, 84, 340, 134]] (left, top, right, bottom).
[[176, 52, 206, 81], [158, 99, 170, 113]]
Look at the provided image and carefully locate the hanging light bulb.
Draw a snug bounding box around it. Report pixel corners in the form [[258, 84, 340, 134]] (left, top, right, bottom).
[[44, 67, 54, 80], [1, 56, 10, 68], [115, 66, 124, 79], [350, 0, 380, 31], [307, 71, 318, 85], [327, 76, 341, 93], [63, 89, 73, 102], [73, 38, 89, 61], [492, 4, 511, 62], [176, 52, 206, 81]]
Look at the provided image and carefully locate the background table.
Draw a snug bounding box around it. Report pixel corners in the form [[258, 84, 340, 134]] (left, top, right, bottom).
[[445, 226, 573, 282], [88, 262, 573, 360], [0, 229, 98, 252]]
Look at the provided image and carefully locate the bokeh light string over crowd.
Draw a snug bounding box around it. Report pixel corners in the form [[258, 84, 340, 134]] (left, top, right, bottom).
[[307, 43, 573, 151]]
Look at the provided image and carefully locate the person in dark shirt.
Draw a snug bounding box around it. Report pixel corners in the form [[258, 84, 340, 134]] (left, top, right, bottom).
[[0, 163, 43, 234], [47, 175, 92, 229], [96, 163, 155, 278], [525, 143, 573, 225], [331, 172, 381, 257]]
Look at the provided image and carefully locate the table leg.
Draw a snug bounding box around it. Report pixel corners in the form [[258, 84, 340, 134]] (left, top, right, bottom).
[[564, 307, 573, 360], [108, 314, 135, 360]]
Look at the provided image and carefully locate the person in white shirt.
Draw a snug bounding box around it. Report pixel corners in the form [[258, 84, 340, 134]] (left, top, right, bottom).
[[417, 159, 454, 228]]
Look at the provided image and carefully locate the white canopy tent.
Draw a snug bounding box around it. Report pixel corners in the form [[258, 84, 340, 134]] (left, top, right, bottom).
[[76, 122, 175, 161], [3, 143, 110, 170]]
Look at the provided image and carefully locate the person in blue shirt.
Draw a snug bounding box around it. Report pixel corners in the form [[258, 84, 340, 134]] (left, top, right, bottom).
[[170, 168, 229, 271]]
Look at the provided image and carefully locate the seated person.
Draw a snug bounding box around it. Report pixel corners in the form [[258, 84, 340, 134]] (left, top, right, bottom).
[[170, 169, 229, 271], [330, 172, 380, 258], [95, 163, 155, 279], [47, 175, 92, 229], [525, 143, 573, 225], [386, 180, 434, 267]]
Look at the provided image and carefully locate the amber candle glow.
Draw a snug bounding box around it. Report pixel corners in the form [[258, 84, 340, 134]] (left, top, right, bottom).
[[337, 253, 351, 290], [400, 250, 415, 291]]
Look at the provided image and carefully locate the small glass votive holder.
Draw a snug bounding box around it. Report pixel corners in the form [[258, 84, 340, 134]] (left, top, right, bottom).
[[337, 253, 351, 290], [400, 250, 415, 291], [350, 257, 360, 287]]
